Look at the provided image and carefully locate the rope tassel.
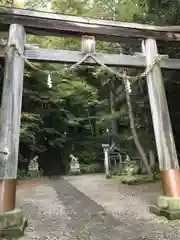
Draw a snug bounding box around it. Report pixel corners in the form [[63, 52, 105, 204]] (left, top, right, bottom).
[[47, 73, 52, 88]]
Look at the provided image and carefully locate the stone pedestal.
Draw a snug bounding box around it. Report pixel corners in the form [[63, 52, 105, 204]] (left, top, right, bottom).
[[150, 195, 180, 220], [0, 208, 27, 239]]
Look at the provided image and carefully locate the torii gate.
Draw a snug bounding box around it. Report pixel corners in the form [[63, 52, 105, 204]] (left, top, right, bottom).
[[0, 0, 180, 230]]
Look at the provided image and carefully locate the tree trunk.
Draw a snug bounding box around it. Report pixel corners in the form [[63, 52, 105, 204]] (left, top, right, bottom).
[[123, 76, 153, 178], [109, 78, 118, 144], [149, 149, 156, 171]]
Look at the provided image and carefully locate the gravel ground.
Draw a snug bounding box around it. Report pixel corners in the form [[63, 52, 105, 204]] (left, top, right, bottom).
[[17, 180, 74, 239], [16, 175, 180, 239]]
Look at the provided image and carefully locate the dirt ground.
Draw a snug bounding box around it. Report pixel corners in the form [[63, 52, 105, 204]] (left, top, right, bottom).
[[16, 174, 180, 239]]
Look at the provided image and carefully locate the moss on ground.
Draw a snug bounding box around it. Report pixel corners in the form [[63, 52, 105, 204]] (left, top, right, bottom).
[[110, 174, 157, 185]]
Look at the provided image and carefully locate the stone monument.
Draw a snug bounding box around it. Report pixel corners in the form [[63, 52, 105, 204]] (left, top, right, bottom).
[[69, 154, 80, 175], [28, 156, 40, 178]]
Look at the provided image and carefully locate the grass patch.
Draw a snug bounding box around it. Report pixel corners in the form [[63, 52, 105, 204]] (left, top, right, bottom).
[[111, 175, 126, 180]]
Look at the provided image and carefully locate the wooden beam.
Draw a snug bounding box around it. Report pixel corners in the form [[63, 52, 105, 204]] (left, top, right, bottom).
[[0, 24, 25, 212], [0, 46, 180, 70], [1, 7, 180, 41]]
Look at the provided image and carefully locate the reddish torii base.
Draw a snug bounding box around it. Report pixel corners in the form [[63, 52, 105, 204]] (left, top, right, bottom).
[[0, 179, 27, 239], [0, 179, 16, 213], [150, 169, 180, 220], [161, 169, 180, 198]]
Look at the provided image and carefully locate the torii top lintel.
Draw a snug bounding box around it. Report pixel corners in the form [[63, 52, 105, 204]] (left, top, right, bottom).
[[0, 6, 180, 42]]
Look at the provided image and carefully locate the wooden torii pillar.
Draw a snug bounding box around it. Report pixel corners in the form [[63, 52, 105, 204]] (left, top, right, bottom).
[[142, 39, 180, 218], [0, 0, 25, 215], [0, 23, 25, 213]]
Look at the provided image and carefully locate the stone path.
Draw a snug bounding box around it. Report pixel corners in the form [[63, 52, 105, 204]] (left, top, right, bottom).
[[16, 175, 180, 239]]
